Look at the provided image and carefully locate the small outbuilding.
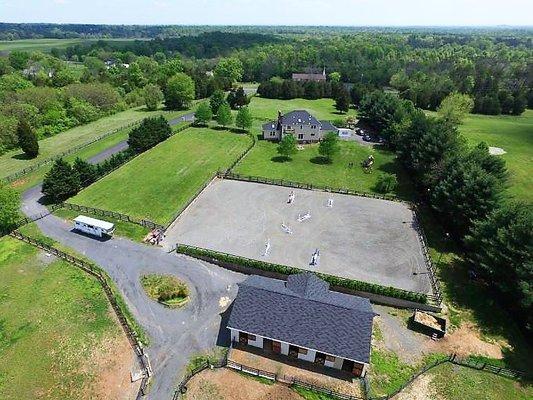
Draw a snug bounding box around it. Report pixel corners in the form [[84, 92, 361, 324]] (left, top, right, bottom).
[[73, 215, 115, 238], [227, 273, 376, 377]]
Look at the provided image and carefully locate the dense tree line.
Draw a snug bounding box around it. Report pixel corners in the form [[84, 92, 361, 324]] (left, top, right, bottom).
[[359, 90, 532, 332]]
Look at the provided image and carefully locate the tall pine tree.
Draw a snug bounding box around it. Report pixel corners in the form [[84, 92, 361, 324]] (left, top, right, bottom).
[[17, 120, 39, 158]]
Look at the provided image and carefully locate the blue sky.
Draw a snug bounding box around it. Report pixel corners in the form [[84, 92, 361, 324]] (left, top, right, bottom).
[[1, 0, 532, 26]]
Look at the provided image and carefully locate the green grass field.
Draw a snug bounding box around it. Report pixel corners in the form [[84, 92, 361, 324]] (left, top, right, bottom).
[[234, 140, 413, 199], [0, 38, 142, 53], [0, 106, 189, 179], [428, 362, 532, 400], [0, 236, 124, 399], [71, 127, 251, 224], [459, 109, 533, 203]]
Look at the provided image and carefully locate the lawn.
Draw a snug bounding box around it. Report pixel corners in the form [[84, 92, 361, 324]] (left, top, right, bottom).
[[427, 362, 533, 400], [0, 106, 189, 179], [0, 38, 141, 53], [458, 109, 533, 203], [9, 124, 131, 193], [71, 127, 252, 224], [140, 274, 189, 307], [234, 140, 414, 200], [0, 236, 129, 399]]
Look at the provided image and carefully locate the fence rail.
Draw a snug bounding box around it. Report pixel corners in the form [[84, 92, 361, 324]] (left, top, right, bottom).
[[9, 230, 153, 397], [218, 171, 442, 306], [2, 121, 141, 184], [172, 356, 228, 399]]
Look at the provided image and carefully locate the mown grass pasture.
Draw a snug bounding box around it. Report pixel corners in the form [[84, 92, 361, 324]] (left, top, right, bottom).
[[71, 127, 251, 224], [0, 236, 133, 399]]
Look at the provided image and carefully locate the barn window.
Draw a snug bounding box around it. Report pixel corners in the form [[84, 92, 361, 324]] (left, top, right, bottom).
[[298, 348, 308, 355], [248, 334, 256, 341], [325, 355, 336, 362]]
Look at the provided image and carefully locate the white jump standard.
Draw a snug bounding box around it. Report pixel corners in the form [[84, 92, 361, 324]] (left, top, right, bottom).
[[287, 191, 295, 204], [297, 211, 311, 222]]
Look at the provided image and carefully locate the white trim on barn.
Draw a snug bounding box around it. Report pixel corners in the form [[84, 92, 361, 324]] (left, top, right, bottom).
[[228, 326, 368, 376]]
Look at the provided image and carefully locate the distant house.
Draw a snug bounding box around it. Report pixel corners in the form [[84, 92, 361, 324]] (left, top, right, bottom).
[[227, 273, 376, 377], [292, 68, 327, 82], [262, 110, 337, 143]]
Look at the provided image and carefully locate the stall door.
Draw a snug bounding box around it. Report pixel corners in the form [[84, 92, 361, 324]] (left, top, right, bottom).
[[272, 341, 281, 354]]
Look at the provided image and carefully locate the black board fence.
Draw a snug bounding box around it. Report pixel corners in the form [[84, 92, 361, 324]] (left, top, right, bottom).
[[2, 120, 141, 184], [9, 230, 153, 397], [172, 356, 228, 399], [368, 353, 526, 400]]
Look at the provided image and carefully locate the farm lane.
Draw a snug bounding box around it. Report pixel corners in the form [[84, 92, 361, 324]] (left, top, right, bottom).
[[21, 208, 244, 400]]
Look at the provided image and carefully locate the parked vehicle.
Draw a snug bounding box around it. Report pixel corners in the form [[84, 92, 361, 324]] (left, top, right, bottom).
[[73, 215, 115, 238]]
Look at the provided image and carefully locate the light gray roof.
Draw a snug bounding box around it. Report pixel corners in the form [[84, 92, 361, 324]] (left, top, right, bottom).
[[227, 273, 376, 363]]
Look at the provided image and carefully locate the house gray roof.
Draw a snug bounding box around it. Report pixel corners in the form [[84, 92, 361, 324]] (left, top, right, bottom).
[[262, 121, 277, 130], [280, 110, 320, 127], [320, 120, 337, 132], [292, 73, 327, 81], [227, 273, 376, 363]]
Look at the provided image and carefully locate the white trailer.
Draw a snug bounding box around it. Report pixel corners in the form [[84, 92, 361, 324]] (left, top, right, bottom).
[[73, 215, 115, 238]]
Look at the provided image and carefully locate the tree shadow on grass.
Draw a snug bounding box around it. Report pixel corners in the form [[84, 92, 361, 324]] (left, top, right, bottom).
[[271, 155, 291, 163], [439, 256, 533, 375], [309, 156, 331, 165], [11, 152, 34, 160]]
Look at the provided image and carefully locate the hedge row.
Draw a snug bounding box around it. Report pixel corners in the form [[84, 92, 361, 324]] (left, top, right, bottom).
[[176, 244, 427, 304]]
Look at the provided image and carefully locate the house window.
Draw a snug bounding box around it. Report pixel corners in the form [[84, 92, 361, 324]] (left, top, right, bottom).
[[298, 348, 308, 355], [300, 125, 303, 129], [248, 334, 256, 341], [325, 355, 336, 362], [298, 134, 304, 139], [311, 133, 315, 136], [311, 125, 317, 129], [270, 132, 276, 137]]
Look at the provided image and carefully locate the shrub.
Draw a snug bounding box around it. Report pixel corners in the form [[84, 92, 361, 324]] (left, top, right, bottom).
[[375, 173, 398, 193], [176, 245, 427, 304]]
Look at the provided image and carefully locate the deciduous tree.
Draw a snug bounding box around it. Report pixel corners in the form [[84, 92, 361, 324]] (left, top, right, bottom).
[[216, 101, 233, 127], [277, 134, 297, 160], [235, 106, 252, 131], [194, 102, 213, 126], [437, 92, 474, 125], [318, 132, 340, 163], [164, 73, 195, 110], [143, 83, 163, 111], [0, 183, 20, 234]]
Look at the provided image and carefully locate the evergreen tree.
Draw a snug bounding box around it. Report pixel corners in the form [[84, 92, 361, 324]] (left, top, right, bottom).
[[235, 106, 252, 131], [17, 120, 39, 158], [128, 116, 172, 153], [465, 203, 532, 332], [431, 158, 503, 239], [318, 132, 340, 163], [335, 88, 351, 113], [42, 158, 80, 203], [277, 134, 297, 160], [194, 102, 213, 126], [73, 157, 97, 187], [209, 89, 226, 116], [216, 101, 233, 127]]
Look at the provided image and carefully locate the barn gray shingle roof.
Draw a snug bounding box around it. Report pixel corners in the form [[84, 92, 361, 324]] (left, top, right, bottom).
[[227, 273, 376, 363]]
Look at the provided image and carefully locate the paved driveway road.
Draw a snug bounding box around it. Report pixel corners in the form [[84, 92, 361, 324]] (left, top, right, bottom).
[[19, 119, 244, 399], [32, 214, 245, 399]]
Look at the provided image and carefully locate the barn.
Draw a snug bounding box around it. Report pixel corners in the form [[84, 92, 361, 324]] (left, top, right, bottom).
[[227, 273, 377, 377]]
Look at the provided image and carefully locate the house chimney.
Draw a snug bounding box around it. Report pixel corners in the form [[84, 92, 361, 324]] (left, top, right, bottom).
[[277, 110, 283, 130]]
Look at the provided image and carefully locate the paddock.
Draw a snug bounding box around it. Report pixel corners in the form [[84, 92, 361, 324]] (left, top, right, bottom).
[[164, 178, 432, 294]]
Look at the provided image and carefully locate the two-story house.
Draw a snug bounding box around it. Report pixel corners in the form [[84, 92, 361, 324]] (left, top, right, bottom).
[[262, 110, 337, 143]]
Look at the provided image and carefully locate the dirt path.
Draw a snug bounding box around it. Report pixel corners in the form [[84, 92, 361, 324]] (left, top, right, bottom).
[[184, 368, 302, 400]]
